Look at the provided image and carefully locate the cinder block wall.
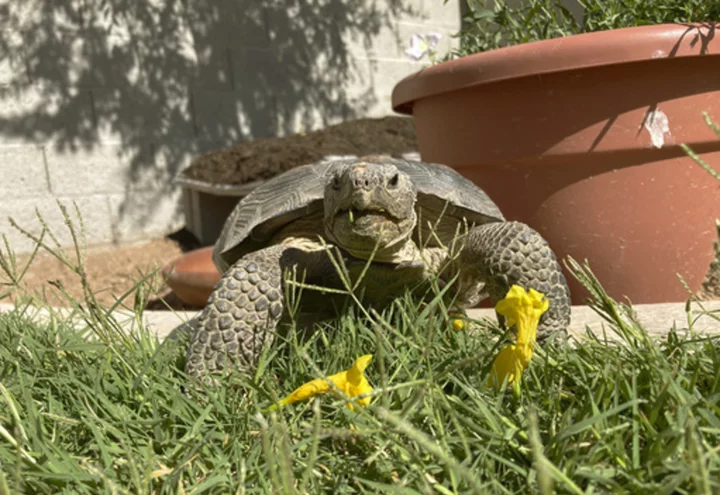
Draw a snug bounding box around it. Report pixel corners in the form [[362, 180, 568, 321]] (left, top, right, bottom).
[[0, 0, 461, 253]]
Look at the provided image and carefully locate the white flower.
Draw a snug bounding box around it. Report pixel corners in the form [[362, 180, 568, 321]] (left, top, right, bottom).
[[404, 32, 442, 61]]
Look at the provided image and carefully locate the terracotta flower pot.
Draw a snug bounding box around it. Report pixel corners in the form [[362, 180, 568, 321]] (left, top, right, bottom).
[[162, 247, 221, 307], [392, 23, 720, 304]]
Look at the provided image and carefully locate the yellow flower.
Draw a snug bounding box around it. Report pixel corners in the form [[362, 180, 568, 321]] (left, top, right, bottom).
[[449, 309, 467, 332], [274, 355, 374, 411], [487, 285, 549, 390]]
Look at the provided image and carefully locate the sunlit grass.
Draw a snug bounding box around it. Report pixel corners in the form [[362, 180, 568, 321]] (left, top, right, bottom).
[[1, 205, 719, 494]]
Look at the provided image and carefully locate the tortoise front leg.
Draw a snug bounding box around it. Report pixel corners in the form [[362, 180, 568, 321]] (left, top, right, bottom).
[[185, 245, 288, 381], [458, 221, 571, 341]]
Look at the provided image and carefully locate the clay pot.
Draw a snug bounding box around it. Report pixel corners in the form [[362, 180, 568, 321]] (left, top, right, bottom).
[[162, 247, 221, 307], [392, 23, 720, 304]]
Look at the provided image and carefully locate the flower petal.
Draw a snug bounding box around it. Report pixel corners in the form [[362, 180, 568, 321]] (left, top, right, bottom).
[[425, 32, 442, 48], [347, 354, 372, 385], [353, 354, 373, 373], [277, 355, 374, 410], [488, 344, 523, 389], [488, 285, 550, 391], [279, 377, 331, 406], [405, 45, 427, 61], [346, 355, 374, 409], [405, 33, 429, 60]]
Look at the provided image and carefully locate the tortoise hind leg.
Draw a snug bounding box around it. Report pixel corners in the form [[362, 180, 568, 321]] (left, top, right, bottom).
[[185, 245, 286, 381], [458, 221, 571, 341]]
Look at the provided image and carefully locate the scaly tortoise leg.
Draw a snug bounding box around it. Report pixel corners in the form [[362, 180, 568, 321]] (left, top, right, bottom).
[[459, 221, 571, 341], [185, 245, 287, 381]]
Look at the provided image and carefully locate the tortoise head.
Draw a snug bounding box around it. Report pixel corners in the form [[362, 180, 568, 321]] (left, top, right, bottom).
[[324, 158, 417, 258]]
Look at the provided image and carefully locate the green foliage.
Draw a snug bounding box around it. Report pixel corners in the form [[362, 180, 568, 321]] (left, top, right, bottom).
[[452, 0, 720, 58]]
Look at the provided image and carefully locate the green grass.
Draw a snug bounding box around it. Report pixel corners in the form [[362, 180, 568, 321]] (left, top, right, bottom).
[[1, 207, 720, 494]]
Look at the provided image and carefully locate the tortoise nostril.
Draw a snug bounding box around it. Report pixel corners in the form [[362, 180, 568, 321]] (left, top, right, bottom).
[[352, 177, 372, 189]]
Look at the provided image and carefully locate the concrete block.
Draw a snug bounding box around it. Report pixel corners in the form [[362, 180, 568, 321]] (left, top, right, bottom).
[[340, 22, 403, 59], [276, 104, 337, 137], [0, 145, 49, 198], [156, 22, 237, 92], [417, 0, 462, 28], [261, 2, 408, 125], [45, 141, 184, 195], [268, 46, 342, 135], [108, 189, 184, 243], [40, 87, 96, 146], [185, 0, 270, 49], [3, 0, 86, 33], [385, 1, 431, 24], [123, 146, 179, 193], [92, 87, 195, 144], [0, 84, 95, 146], [14, 2, 194, 91], [0, 51, 29, 86], [231, 46, 375, 136], [24, 34, 92, 88], [18, 18, 228, 95], [350, 57, 425, 117], [191, 90, 244, 143], [44, 144, 127, 195], [0, 86, 41, 144], [148, 140, 196, 179], [0, 194, 114, 253], [229, 48, 282, 137], [187, 48, 235, 91]]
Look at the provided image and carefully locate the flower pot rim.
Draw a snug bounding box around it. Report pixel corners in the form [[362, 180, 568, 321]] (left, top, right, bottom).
[[175, 176, 265, 197], [392, 23, 720, 114]]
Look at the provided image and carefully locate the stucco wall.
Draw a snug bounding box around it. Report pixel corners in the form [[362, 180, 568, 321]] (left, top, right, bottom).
[[0, 0, 461, 253]]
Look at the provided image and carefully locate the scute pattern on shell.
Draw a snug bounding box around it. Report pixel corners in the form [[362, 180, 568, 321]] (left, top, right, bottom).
[[213, 156, 506, 272]]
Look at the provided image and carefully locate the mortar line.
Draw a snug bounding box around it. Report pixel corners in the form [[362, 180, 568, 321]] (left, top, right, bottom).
[[106, 194, 120, 244], [262, 6, 272, 44], [226, 47, 236, 91], [89, 89, 99, 131], [189, 90, 199, 137], [40, 146, 53, 194]]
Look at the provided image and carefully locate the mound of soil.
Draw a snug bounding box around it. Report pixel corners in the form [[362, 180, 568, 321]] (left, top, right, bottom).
[[181, 116, 418, 186]]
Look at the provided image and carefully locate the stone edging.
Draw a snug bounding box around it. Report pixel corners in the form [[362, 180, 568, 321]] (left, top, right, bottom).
[[2, 300, 719, 344]]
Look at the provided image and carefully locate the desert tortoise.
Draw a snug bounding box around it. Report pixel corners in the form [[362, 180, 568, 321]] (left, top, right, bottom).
[[186, 155, 571, 380]]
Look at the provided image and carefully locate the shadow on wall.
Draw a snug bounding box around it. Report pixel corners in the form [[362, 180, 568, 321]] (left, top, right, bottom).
[[0, 0, 420, 237]]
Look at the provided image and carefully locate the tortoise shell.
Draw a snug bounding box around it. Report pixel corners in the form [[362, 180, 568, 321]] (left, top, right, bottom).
[[213, 156, 505, 271]]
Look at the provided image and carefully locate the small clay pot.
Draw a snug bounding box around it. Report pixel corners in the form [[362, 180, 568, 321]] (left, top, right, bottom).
[[162, 247, 221, 307], [392, 23, 720, 304]]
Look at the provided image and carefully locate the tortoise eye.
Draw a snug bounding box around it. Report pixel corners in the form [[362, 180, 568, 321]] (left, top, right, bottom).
[[332, 175, 341, 190], [388, 173, 399, 188]]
